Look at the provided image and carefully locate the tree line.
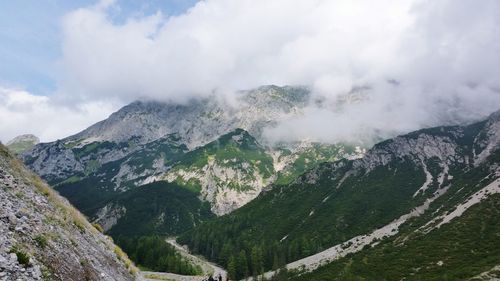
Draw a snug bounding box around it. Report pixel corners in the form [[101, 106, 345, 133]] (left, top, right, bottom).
[[116, 235, 202, 275]]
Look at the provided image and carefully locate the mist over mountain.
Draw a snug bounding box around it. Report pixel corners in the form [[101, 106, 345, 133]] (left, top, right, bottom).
[[3, 0, 500, 144], [2, 1, 500, 280]]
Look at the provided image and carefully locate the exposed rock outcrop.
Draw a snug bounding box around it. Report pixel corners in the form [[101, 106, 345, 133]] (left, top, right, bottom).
[[0, 145, 136, 281]]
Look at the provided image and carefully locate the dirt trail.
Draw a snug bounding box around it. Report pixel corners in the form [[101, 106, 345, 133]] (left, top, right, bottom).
[[138, 238, 227, 281]]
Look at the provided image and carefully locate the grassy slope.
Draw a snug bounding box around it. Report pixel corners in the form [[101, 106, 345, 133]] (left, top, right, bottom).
[[167, 128, 275, 192]]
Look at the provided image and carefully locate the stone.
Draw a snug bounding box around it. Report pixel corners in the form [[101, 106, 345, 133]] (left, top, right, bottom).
[[7, 214, 17, 225]]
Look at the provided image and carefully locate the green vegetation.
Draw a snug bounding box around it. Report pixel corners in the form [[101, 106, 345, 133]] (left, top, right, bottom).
[[58, 175, 81, 185], [178, 119, 498, 279], [178, 157, 428, 278], [267, 133, 500, 281], [92, 223, 104, 233], [143, 274, 176, 281], [9, 245, 30, 266], [6, 140, 37, 154], [169, 128, 275, 192], [34, 234, 49, 248], [107, 181, 214, 237], [54, 135, 189, 217], [274, 143, 356, 185], [116, 236, 202, 276], [19, 112, 498, 281], [285, 195, 500, 281], [5, 135, 39, 154], [113, 244, 138, 275]]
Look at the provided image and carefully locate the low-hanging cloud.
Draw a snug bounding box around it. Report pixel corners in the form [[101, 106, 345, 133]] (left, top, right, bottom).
[[54, 0, 500, 143], [0, 87, 117, 143]]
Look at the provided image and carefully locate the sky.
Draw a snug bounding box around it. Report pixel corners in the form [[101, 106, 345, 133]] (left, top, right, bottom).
[[1, 0, 500, 144]]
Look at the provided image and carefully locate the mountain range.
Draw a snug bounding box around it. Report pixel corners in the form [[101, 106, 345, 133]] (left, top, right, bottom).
[[12, 85, 500, 280], [21, 86, 363, 229], [179, 109, 500, 280]]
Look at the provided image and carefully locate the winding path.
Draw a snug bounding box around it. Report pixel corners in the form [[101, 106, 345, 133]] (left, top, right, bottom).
[[138, 238, 227, 281]]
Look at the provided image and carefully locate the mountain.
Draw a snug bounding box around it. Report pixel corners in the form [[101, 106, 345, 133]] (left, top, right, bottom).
[[21, 86, 364, 223], [22, 86, 314, 184], [95, 181, 214, 237], [0, 144, 135, 280], [177, 110, 500, 280], [161, 128, 276, 215], [6, 134, 39, 154]]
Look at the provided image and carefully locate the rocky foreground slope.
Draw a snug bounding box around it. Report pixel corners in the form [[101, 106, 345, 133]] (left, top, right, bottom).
[[0, 144, 136, 281]]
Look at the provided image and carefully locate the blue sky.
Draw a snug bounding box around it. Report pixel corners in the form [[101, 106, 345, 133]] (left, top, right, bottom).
[[0, 0, 198, 96]]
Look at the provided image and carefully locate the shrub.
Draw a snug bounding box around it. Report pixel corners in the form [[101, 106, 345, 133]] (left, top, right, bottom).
[[9, 246, 30, 267], [74, 218, 86, 233], [92, 223, 104, 233], [34, 234, 48, 248]]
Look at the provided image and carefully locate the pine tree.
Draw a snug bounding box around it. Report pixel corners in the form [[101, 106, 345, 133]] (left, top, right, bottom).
[[251, 245, 263, 277], [237, 250, 249, 279], [227, 255, 238, 280]]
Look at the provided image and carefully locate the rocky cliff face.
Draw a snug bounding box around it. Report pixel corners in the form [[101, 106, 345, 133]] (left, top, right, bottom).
[[303, 110, 500, 185], [0, 144, 136, 281], [23, 86, 310, 182], [271, 111, 500, 281], [177, 109, 500, 281], [65, 85, 309, 147], [21, 85, 365, 218]]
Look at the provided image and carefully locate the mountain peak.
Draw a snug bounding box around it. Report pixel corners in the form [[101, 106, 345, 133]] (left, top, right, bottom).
[[6, 134, 39, 154]]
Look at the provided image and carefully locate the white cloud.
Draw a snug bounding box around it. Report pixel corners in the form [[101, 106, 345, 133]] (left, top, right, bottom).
[[0, 87, 118, 143], [58, 0, 417, 103], [12, 0, 500, 144]]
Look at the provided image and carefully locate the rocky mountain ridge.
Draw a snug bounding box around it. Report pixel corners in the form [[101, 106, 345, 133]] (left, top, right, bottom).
[[177, 109, 500, 280], [21, 85, 364, 218]]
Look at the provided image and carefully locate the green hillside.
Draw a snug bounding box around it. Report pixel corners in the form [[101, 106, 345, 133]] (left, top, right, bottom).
[[177, 116, 500, 280], [107, 181, 214, 237]]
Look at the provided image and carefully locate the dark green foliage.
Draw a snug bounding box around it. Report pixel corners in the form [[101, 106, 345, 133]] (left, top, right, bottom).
[[116, 235, 202, 275], [178, 117, 500, 279], [108, 181, 214, 237], [56, 175, 119, 216], [34, 234, 48, 248], [269, 146, 500, 281], [286, 195, 500, 281], [54, 136, 189, 217], [10, 246, 30, 266], [178, 157, 428, 278]]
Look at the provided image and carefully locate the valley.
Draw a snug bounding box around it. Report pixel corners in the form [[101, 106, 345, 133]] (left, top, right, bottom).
[[2, 1, 499, 280], [4, 87, 500, 281]]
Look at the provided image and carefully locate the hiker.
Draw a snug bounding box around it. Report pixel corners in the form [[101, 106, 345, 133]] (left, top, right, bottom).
[[217, 273, 222, 281], [208, 275, 215, 281]]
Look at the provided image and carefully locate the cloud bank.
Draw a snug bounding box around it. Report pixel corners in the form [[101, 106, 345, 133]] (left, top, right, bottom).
[[0, 88, 116, 143], [4, 0, 500, 144], [56, 0, 500, 143]]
